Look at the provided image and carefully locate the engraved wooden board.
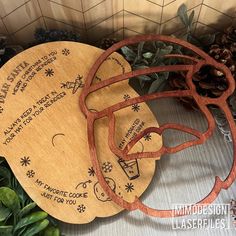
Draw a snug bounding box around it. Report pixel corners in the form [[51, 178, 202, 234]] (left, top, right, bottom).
[[0, 42, 162, 224]]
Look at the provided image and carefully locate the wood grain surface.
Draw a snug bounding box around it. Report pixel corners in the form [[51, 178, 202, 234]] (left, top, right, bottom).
[[0, 42, 162, 224]]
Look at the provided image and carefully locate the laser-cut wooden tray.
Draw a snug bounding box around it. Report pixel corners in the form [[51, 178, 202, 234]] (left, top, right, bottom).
[[0, 42, 162, 224], [79, 35, 236, 217]]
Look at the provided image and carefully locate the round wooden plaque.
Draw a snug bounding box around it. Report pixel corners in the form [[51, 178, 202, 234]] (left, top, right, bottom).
[[0, 42, 162, 224]]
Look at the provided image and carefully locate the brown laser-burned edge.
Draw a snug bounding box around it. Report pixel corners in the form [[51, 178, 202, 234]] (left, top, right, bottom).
[[79, 35, 236, 217]]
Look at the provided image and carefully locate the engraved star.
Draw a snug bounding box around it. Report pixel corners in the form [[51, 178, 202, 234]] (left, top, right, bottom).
[[45, 68, 54, 77], [20, 156, 31, 166], [131, 104, 140, 112], [123, 94, 130, 100], [88, 167, 95, 177], [144, 133, 152, 141], [125, 182, 134, 193]]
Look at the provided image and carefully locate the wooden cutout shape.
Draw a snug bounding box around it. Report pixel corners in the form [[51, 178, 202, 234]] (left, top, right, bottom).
[[0, 42, 162, 223], [80, 35, 236, 217]]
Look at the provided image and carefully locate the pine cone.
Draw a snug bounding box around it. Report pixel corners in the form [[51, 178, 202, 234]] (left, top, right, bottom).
[[216, 26, 236, 45], [200, 44, 235, 97], [215, 26, 236, 58], [100, 38, 117, 50], [209, 44, 236, 76], [170, 42, 235, 109]]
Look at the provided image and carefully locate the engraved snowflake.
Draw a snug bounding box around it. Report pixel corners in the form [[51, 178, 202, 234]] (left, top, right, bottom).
[[20, 156, 31, 166], [77, 204, 86, 213], [88, 167, 95, 177], [26, 170, 35, 178], [125, 182, 134, 193], [123, 94, 130, 100], [45, 68, 54, 77], [102, 162, 113, 173], [62, 48, 70, 56], [131, 104, 140, 112], [144, 133, 152, 141]]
